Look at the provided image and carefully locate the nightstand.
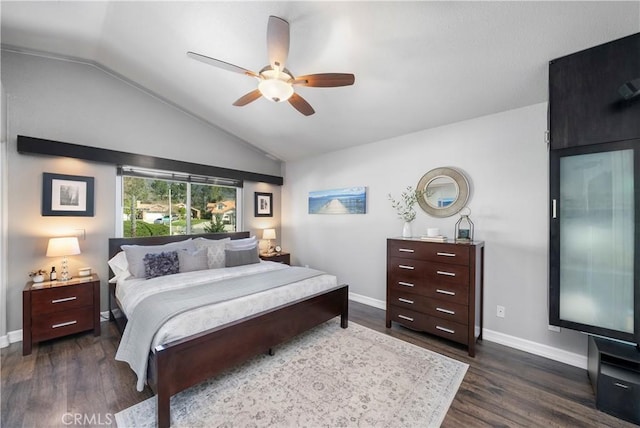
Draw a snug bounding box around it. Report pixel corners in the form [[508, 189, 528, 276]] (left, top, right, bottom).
[[23, 274, 100, 356], [259, 252, 291, 265]]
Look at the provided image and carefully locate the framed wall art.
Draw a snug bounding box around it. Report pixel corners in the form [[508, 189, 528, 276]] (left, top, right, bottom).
[[42, 173, 95, 217], [254, 192, 273, 217], [308, 186, 367, 214]]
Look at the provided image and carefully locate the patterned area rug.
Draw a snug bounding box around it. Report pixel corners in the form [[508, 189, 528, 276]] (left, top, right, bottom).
[[115, 319, 468, 427]]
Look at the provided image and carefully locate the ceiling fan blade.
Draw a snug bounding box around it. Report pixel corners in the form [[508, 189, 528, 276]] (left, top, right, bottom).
[[187, 51, 259, 78], [288, 93, 315, 116], [267, 16, 289, 71], [233, 89, 263, 106], [292, 73, 355, 87]]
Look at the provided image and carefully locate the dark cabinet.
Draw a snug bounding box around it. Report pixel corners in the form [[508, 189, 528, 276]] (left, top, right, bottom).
[[588, 336, 640, 424], [549, 33, 640, 149]]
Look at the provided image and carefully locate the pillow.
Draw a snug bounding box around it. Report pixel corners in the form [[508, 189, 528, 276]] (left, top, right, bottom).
[[143, 251, 179, 279], [225, 236, 257, 251], [194, 237, 230, 269], [123, 239, 196, 278], [108, 251, 131, 284], [177, 248, 208, 273], [225, 246, 260, 267]]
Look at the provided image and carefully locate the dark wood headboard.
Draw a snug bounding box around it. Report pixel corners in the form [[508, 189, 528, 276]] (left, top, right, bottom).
[[108, 231, 250, 268]]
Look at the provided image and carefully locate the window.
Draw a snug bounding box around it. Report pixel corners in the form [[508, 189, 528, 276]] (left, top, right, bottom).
[[119, 167, 241, 237]]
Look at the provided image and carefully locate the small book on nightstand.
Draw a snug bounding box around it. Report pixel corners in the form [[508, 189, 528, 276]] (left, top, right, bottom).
[[420, 235, 448, 242]]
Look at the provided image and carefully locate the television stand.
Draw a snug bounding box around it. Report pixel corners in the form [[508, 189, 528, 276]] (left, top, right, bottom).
[[587, 336, 640, 424]]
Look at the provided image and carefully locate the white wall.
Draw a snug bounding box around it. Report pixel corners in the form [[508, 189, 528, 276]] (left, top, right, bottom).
[[1, 50, 282, 336], [282, 102, 589, 363]]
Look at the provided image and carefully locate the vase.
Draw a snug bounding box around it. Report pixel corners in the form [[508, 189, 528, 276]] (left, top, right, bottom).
[[402, 221, 412, 238], [32, 274, 44, 283]]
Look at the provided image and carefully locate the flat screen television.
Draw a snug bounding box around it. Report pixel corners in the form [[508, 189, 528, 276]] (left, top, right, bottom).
[[549, 140, 640, 350]]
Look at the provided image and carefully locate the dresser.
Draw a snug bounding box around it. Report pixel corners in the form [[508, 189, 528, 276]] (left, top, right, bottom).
[[23, 274, 101, 355], [386, 238, 484, 356]]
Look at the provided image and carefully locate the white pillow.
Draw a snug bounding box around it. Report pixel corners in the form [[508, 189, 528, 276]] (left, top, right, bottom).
[[206, 244, 228, 269], [193, 237, 231, 251], [108, 251, 131, 284], [225, 236, 257, 251], [178, 248, 209, 273], [122, 239, 196, 278]]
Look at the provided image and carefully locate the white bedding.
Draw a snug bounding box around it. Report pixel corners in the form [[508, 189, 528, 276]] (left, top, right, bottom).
[[115, 261, 339, 349]]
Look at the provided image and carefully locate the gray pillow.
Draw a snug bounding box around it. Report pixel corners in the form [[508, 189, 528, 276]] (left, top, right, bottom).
[[143, 251, 179, 279], [225, 247, 260, 267], [177, 248, 209, 273], [123, 239, 196, 278]]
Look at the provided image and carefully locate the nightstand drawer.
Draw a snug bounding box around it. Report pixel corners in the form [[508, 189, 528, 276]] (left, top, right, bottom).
[[31, 307, 94, 342], [31, 285, 93, 314]]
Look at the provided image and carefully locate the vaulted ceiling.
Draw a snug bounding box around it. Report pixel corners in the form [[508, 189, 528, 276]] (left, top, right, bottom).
[[1, 1, 638, 162]]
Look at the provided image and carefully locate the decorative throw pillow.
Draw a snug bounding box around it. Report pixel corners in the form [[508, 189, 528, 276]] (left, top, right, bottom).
[[225, 236, 257, 251], [123, 239, 196, 278], [225, 246, 260, 267], [177, 248, 208, 273], [194, 237, 230, 269], [143, 251, 179, 279]]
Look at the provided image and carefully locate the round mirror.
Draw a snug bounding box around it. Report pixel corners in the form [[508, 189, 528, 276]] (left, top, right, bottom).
[[417, 167, 469, 217]]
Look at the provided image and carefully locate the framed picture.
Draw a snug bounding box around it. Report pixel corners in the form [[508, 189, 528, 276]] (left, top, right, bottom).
[[308, 186, 367, 214], [42, 173, 95, 217], [254, 192, 273, 217]]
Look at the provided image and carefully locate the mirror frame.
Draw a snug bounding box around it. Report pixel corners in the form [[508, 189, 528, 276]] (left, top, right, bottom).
[[416, 167, 470, 218]]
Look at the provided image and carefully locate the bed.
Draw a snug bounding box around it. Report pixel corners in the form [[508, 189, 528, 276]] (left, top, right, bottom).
[[108, 232, 349, 428]]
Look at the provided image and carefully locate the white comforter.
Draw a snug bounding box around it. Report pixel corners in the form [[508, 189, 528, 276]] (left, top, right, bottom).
[[115, 261, 339, 349]]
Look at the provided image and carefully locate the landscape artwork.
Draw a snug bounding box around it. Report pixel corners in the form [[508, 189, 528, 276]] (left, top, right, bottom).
[[308, 186, 367, 214]]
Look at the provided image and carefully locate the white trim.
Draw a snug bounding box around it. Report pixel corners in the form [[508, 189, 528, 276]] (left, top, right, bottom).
[[0, 329, 23, 347], [353, 298, 588, 370], [480, 329, 587, 369], [349, 292, 386, 310]]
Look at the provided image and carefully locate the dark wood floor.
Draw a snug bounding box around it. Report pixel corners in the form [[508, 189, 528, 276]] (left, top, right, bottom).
[[1, 301, 636, 427]]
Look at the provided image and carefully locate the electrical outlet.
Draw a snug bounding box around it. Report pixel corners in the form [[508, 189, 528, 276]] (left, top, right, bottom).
[[496, 305, 505, 318], [548, 325, 561, 332]]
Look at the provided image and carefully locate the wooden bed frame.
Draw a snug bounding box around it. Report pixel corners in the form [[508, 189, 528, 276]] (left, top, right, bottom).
[[108, 232, 349, 428]]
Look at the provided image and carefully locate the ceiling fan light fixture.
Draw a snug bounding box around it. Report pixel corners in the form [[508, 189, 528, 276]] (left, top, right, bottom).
[[258, 79, 294, 102]]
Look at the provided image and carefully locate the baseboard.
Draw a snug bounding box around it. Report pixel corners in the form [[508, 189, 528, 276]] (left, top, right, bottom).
[[349, 292, 386, 310], [351, 297, 588, 370], [482, 328, 587, 369], [0, 329, 22, 348]]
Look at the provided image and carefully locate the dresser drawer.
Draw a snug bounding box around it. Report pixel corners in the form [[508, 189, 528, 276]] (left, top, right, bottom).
[[388, 305, 469, 345], [389, 289, 468, 324], [388, 257, 469, 286], [388, 239, 470, 266], [388, 270, 469, 304], [31, 307, 94, 342], [388, 305, 428, 331], [31, 285, 93, 314], [423, 316, 469, 345]]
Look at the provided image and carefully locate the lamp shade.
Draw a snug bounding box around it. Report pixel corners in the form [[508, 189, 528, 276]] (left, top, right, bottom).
[[262, 228, 276, 240], [46, 237, 81, 257]]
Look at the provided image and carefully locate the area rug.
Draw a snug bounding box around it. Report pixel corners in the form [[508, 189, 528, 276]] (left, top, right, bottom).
[[115, 319, 468, 427]]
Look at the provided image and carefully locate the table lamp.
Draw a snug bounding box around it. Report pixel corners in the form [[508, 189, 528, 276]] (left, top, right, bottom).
[[262, 228, 276, 254], [46, 236, 81, 281]]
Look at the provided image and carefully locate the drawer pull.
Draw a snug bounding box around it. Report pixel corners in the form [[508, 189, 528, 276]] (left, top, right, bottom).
[[614, 382, 629, 389], [399, 265, 415, 270], [398, 315, 414, 322], [52, 320, 77, 329], [437, 252, 456, 257], [398, 298, 414, 304], [398, 248, 415, 253], [436, 326, 455, 334], [437, 270, 456, 277], [436, 289, 456, 296], [52, 296, 77, 304], [398, 281, 414, 287], [436, 307, 455, 315]]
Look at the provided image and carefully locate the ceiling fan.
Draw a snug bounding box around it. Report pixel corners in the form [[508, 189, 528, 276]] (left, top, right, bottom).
[[187, 15, 355, 116]]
